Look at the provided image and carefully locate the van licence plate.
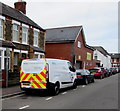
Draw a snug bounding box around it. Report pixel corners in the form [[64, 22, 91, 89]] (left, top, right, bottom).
[[23, 83, 30, 86]]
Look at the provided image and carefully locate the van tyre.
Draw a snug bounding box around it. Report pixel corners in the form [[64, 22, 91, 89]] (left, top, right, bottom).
[[49, 82, 60, 96]]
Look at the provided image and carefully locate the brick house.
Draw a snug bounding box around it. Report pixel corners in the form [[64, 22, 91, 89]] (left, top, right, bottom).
[[0, 1, 46, 87], [110, 53, 120, 67], [45, 26, 95, 69]]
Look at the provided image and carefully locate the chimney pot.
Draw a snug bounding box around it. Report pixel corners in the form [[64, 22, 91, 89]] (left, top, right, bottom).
[[14, 1, 26, 14]]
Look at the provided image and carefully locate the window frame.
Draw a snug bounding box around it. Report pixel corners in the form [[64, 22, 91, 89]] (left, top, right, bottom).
[[78, 41, 81, 48], [34, 30, 39, 46], [13, 23, 19, 42], [22, 26, 28, 44], [0, 19, 3, 40]]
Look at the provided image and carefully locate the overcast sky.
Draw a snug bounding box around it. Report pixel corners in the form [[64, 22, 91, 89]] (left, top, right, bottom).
[[1, 0, 119, 53]]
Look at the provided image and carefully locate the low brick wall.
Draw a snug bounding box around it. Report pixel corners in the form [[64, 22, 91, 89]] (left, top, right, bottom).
[[1, 70, 20, 88]]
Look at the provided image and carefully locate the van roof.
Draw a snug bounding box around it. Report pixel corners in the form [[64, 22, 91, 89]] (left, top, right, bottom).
[[22, 58, 69, 62]]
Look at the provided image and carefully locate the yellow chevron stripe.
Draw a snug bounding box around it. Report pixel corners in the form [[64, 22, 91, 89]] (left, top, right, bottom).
[[43, 69, 46, 74], [32, 76, 46, 88], [24, 74, 31, 81], [39, 83, 46, 88], [20, 73, 26, 82], [20, 70, 22, 74], [37, 73, 46, 82], [31, 82, 39, 88]]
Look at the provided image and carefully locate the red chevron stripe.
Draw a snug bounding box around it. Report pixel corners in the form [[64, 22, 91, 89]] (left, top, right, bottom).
[[32, 80, 42, 88], [42, 83, 46, 87], [20, 72, 24, 78], [22, 73, 30, 81], [40, 72, 46, 78]]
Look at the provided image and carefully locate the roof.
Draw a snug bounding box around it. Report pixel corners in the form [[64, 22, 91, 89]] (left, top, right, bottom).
[[110, 53, 120, 59], [0, 2, 45, 32], [0, 40, 16, 48], [30, 45, 45, 53], [46, 26, 94, 51], [46, 26, 82, 43], [92, 46, 109, 56]]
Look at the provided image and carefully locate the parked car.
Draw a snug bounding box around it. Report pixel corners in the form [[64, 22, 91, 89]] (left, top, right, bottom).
[[110, 67, 117, 75], [76, 69, 95, 85], [114, 67, 119, 73], [107, 68, 113, 76], [89, 67, 104, 79], [20, 58, 77, 95], [104, 68, 110, 77]]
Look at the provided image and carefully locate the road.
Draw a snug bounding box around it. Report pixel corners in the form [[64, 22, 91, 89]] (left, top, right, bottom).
[[2, 73, 119, 109]]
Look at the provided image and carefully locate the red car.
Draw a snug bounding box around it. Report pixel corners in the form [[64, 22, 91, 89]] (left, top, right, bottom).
[[89, 67, 105, 79]]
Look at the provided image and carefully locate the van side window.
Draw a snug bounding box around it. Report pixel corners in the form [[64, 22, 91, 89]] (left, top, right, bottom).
[[67, 62, 76, 72]]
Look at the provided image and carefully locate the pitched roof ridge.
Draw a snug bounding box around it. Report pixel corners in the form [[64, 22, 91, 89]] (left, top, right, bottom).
[[46, 25, 82, 30]]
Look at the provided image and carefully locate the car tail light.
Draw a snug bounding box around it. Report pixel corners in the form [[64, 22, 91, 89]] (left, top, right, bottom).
[[77, 75, 83, 78]]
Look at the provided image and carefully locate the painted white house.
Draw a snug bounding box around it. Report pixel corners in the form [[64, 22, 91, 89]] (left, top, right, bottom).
[[92, 46, 112, 68]]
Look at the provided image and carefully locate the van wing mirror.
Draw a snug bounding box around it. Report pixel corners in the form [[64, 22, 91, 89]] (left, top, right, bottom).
[[69, 66, 76, 72]]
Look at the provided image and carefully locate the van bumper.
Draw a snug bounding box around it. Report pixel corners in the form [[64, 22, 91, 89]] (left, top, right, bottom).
[[20, 82, 54, 91]]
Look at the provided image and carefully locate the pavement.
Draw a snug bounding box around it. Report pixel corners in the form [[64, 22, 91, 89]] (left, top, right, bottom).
[[2, 85, 24, 98]]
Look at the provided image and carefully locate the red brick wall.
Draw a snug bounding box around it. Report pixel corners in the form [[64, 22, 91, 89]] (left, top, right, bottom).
[[74, 30, 94, 69], [45, 43, 73, 62]]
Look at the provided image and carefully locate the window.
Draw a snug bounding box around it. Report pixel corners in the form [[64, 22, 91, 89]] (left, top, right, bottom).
[[114, 59, 117, 63], [13, 24, 19, 42], [78, 41, 81, 48], [34, 54, 38, 59], [0, 19, 3, 39], [22, 27, 28, 44], [94, 56, 97, 60], [4, 51, 10, 70], [0, 50, 2, 69], [34, 30, 39, 46], [14, 53, 19, 65]]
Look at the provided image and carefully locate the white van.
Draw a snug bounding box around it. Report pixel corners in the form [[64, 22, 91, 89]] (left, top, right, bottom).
[[20, 58, 77, 95]]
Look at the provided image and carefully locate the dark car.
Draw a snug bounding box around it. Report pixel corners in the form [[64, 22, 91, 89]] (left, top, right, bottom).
[[110, 67, 117, 75], [104, 68, 110, 77], [89, 67, 104, 79], [76, 69, 95, 85]]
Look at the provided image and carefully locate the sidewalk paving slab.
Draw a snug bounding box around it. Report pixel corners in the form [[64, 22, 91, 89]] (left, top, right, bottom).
[[2, 85, 24, 98]]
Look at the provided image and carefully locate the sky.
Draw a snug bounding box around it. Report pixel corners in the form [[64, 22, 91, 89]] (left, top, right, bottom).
[[0, 0, 119, 53]]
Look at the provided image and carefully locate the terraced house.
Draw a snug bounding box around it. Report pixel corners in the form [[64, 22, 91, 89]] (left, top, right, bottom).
[[0, 1, 46, 87]]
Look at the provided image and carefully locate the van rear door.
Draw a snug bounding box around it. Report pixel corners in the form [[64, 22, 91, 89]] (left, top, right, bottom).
[[20, 59, 47, 89]]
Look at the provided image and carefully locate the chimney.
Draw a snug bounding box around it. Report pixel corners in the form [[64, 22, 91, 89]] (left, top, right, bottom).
[[14, 0, 27, 14]]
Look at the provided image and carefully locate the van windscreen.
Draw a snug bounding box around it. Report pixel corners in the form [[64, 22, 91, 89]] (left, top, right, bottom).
[[22, 60, 44, 73]]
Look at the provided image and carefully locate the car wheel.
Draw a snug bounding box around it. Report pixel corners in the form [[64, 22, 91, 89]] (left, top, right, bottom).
[[84, 78, 88, 85], [72, 80, 77, 89], [100, 75, 102, 79], [92, 78, 95, 83]]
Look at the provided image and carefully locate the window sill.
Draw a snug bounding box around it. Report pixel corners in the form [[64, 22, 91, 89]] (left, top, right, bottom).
[[13, 41, 20, 44], [22, 42, 28, 45]]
